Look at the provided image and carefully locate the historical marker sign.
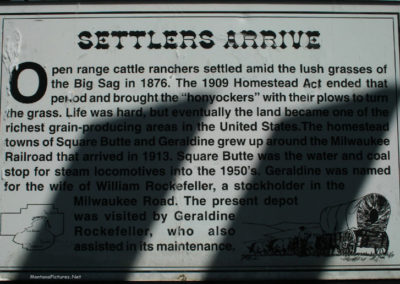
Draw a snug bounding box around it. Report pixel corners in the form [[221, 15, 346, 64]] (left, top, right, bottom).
[[0, 3, 399, 280]]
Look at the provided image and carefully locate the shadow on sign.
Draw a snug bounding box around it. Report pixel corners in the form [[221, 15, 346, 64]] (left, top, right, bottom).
[[13, 87, 398, 280]]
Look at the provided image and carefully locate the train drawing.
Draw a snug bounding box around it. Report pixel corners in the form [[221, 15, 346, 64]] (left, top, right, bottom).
[[243, 193, 391, 258]]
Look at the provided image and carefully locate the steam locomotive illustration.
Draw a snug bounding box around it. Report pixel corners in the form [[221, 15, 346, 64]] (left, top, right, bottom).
[[245, 193, 391, 257]]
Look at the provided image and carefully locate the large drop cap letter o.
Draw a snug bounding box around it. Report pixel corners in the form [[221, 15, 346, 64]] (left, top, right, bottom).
[[10, 62, 47, 104]]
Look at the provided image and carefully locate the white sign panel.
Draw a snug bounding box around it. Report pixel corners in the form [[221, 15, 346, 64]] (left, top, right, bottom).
[[0, 3, 399, 280]]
